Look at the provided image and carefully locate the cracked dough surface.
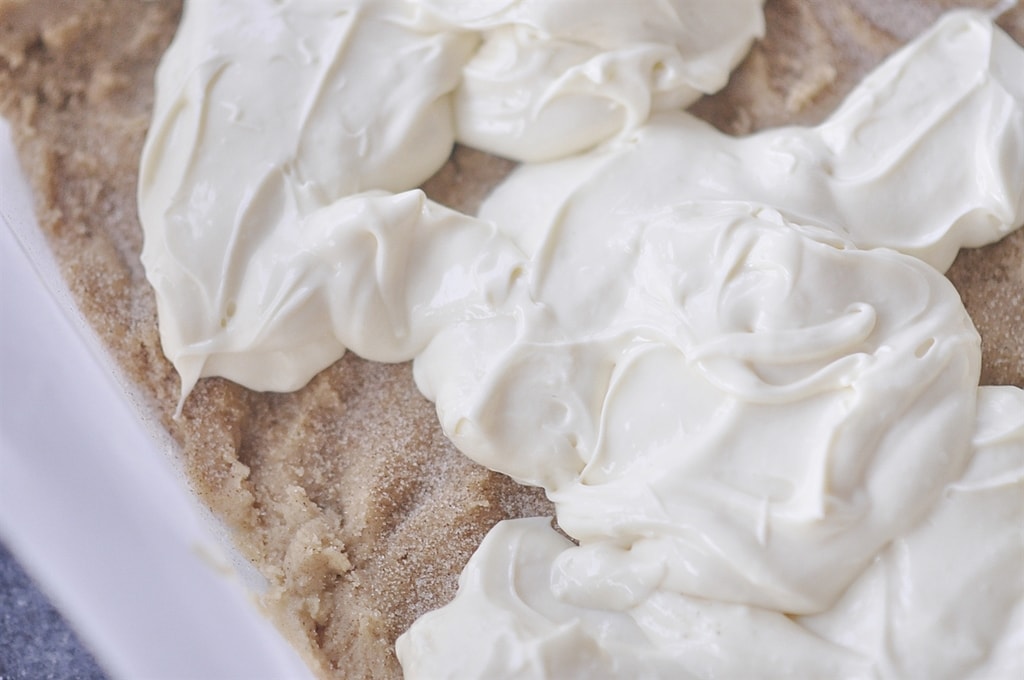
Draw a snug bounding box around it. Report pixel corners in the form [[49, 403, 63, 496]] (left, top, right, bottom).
[[0, 0, 1020, 677]]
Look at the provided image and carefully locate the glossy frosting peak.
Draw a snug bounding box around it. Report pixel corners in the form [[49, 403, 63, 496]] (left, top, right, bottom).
[[418, 0, 766, 161]]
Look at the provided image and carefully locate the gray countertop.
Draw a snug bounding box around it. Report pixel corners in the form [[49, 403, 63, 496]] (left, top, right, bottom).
[[0, 540, 109, 680]]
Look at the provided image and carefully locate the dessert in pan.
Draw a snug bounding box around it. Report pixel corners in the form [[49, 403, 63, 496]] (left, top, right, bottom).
[[1, 0, 1021, 678]]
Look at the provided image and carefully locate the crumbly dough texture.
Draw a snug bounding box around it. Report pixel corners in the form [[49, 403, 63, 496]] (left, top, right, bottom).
[[1, 1, 1020, 677]]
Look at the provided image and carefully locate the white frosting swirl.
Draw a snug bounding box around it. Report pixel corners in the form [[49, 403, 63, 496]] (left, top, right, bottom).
[[397, 385, 1023, 679], [414, 201, 982, 613], [397, 516, 872, 680], [419, 0, 765, 161], [800, 386, 1024, 680], [139, 0, 476, 393], [135, 3, 1024, 677], [481, 10, 1024, 272], [138, 0, 769, 396]]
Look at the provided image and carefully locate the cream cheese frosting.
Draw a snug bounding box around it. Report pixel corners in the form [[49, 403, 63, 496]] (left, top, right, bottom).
[[396, 387, 1023, 680], [139, 0, 476, 394], [417, 0, 765, 162], [799, 386, 1024, 679], [136, 2, 1024, 678], [139, 4, 1022, 399], [414, 200, 982, 614], [138, 0, 771, 397], [479, 10, 1024, 272]]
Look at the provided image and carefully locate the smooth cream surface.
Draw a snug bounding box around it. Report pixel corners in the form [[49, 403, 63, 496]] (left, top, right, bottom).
[[139, 0, 476, 394], [139, 0, 770, 397], [137, 3, 1024, 678], [414, 202, 981, 614], [418, 0, 766, 161], [480, 11, 1024, 272], [397, 387, 1023, 680]]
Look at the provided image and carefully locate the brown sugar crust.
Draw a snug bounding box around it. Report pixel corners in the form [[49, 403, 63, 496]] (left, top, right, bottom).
[[1, 1, 1021, 678]]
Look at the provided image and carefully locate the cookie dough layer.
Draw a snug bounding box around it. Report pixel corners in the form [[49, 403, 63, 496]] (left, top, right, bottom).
[[0, 1, 1020, 678]]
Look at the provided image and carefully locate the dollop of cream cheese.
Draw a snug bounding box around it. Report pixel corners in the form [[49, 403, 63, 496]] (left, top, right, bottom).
[[396, 387, 1024, 680], [480, 10, 1024, 271], [416, 201, 982, 615], [417, 0, 766, 161], [138, 0, 772, 397], [139, 0, 477, 394], [137, 2, 1024, 678]]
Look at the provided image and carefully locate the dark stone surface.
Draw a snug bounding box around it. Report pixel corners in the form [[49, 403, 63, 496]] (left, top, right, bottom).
[[0, 540, 109, 680]]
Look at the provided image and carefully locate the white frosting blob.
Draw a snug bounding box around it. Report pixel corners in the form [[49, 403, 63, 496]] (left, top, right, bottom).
[[139, 0, 475, 393], [800, 385, 1024, 680], [481, 11, 1024, 272], [414, 201, 982, 613], [397, 385, 1023, 679], [138, 0, 770, 396], [396, 517, 872, 680], [135, 3, 1024, 677], [419, 0, 766, 161]]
